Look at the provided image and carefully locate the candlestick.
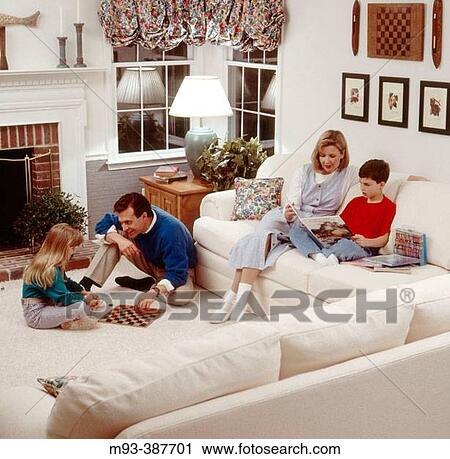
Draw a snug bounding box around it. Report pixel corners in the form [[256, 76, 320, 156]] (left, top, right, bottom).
[[59, 8, 64, 36], [73, 23, 87, 67], [76, 0, 80, 23], [57, 36, 69, 68]]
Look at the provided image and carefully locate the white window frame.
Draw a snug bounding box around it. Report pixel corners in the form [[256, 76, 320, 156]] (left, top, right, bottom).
[[226, 49, 280, 155], [107, 47, 196, 170]]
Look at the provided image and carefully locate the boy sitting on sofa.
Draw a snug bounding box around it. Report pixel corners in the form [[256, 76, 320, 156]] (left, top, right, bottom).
[[289, 159, 396, 265]]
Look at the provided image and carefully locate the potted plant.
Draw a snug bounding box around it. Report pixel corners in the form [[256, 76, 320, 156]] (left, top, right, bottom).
[[197, 137, 268, 191], [13, 190, 88, 249]]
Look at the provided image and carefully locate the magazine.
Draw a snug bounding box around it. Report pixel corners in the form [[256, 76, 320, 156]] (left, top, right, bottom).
[[342, 259, 412, 274], [297, 214, 353, 248], [362, 254, 421, 267], [394, 228, 427, 265]]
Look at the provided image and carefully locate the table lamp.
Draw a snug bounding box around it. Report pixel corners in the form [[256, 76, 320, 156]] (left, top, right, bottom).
[[261, 73, 276, 112], [169, 76, 232, 178], [117, 67, 165, 108]]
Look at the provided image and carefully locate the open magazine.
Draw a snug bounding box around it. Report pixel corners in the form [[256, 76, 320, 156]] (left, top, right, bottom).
[[290, 204, 353, 248]]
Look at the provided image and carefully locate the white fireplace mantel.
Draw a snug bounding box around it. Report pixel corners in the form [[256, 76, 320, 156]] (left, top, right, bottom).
[[0, 71, 93, 210]]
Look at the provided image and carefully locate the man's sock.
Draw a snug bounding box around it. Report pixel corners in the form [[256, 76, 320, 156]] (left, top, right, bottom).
[[115, 276, 156, 292], [310, 253, 328, 265], [79, 276, 101, 292]]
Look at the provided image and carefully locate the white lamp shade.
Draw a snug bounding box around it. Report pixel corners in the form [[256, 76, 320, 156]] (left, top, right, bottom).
[[261, 73, 276, 111], [169, 76, 233, 118], [117, 68, 165, 105]]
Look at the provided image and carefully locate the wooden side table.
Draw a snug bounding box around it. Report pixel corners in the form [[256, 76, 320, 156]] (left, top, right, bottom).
[[139, 175, 213, 234]]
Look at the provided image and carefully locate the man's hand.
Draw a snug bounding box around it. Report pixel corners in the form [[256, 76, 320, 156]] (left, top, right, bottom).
[[106, 232, 140, 257], [135, 287, 162, 314]]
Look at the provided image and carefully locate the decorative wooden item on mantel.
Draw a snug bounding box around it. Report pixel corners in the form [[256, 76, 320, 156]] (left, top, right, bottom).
[[0, 11, 40, 70], [367, 3, 425, 61], [432, 0, 443, 69], [352, 0, 361, 56]]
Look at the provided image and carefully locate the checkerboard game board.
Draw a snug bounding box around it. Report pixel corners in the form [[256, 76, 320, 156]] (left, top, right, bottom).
[[99, 305, 163, 328], [368, 3, 424, 61]]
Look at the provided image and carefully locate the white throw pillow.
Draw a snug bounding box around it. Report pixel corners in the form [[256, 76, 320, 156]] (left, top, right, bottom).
[[403, 274, 450, 343], [273, 290, 414, 379], [47, 323, 280, 439]]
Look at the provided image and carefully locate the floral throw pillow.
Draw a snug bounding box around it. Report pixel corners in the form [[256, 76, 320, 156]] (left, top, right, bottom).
[[232, 177, 284, 221]]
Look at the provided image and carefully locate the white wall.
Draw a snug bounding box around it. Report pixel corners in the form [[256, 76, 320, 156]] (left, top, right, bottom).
[[6, 0, 449, 181], [279, 0, 450, 182]]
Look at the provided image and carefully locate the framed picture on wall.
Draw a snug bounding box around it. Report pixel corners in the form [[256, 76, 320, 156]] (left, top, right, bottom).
[[419, 80, 450, 135], [378, 76, 409, 128], [341, 73, 370, 122]]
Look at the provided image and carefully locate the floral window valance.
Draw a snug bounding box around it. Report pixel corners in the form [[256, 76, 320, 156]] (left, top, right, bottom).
[[98, 0, 286, 52]]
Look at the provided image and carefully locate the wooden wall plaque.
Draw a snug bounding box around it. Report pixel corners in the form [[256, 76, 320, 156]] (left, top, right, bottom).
[[367, 3, 425, 61], [352, 0, 361, 56], [432, 0, 443, 69]]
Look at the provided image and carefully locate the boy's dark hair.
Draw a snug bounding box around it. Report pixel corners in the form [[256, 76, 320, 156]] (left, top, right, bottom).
[[114, 192, 152, 218], [359, 159, 390, 183]]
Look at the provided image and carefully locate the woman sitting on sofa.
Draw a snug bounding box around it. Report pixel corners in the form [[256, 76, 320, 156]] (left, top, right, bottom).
[[211, 129, 359, 323]]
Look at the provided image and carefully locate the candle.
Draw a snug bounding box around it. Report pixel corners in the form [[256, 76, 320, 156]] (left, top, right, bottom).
[[76, 0, 80, 23], [59, 8, 63, 36]]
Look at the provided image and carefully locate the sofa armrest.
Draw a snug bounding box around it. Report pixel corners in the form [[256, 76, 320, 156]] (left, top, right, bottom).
[[200, 190, 236, 221]]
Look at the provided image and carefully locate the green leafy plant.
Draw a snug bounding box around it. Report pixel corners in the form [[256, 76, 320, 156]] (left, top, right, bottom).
[[197, 137, 268, 191], [13, 190, 88, 248]]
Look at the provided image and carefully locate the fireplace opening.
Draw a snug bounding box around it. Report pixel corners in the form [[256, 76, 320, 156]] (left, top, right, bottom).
[[0, 148, 33, 250]]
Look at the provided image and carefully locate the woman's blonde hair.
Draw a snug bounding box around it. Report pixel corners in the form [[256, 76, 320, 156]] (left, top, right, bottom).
[[311, 130, 350, 172], [23, 223, 83, 289]]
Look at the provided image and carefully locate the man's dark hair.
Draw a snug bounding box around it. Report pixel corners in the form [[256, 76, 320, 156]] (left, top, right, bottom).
[[113, 192, 152, 218], [359, 159, 390, 183]]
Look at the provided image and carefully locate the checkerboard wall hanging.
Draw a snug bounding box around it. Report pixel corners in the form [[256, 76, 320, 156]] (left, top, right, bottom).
[[367, 3, 425, 61]]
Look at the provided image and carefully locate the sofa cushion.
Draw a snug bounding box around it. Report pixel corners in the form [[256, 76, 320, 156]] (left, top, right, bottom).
[[259, 248, 322, 296], [47, 322, 280, 439], [0, 387, 55, 439], [273, 293, 415, 379], [403, 274, 450, 343], [232, 177, 284, 221], [385, 181, 450, 269], [194, 216, 258, 259], [308, 263, 447, 302], [195, 218, 321, 294]]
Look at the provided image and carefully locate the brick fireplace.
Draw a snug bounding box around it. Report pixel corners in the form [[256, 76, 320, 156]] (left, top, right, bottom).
[[0, 71, 94, 279], [0, 123, 61, 195]]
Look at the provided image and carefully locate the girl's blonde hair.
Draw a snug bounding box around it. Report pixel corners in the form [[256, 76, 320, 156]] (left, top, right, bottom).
[[311, 130, 350, 173], [23, 223, 83, 289]]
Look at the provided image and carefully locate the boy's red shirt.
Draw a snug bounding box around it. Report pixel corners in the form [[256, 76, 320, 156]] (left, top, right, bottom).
[[340, 195, 396, 239]]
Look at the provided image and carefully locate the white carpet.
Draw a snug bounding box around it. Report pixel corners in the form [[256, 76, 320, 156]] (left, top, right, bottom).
[[0, 258, 218, 390]]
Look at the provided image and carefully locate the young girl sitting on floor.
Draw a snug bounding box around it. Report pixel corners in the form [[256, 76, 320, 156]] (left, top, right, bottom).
[[22, 223, 102, 330]]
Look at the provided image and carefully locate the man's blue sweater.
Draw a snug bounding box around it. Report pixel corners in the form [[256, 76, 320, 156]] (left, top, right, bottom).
[[95, 206, 197, 289]]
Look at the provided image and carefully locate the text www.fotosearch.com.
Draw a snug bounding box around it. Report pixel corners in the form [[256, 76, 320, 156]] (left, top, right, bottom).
[[201, 442, 341, 455]]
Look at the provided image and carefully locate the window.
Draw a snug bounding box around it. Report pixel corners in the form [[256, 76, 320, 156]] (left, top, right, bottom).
[[113, 44, 193, 160], [227, 49, 278, 156]]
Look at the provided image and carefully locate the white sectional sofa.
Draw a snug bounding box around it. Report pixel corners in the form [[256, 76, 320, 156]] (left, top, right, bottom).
[[2, 275, 450, 438], [2, 153, 450, 439], [194, 153, 450, 306]]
